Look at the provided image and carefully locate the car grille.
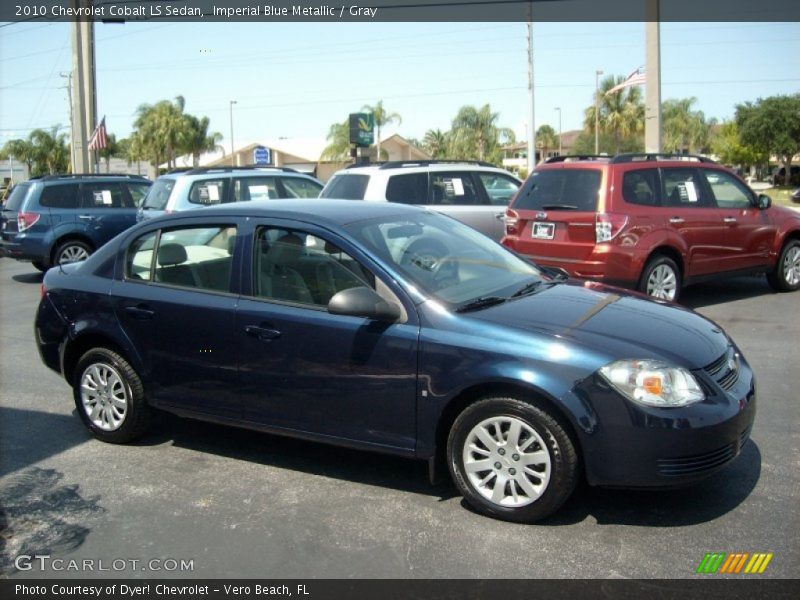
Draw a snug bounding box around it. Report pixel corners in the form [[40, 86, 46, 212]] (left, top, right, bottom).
[[703, 347, 740, 392], [656, 424, 752, 477]]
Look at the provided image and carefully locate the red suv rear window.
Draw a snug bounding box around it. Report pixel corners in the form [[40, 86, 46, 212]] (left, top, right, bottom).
[[514, 169, 601, 211]]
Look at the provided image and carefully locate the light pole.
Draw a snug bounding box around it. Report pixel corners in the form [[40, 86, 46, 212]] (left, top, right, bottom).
[[595, 70, 603, 154], [229, 100, 237, 166], [555, 107, 562, 155]]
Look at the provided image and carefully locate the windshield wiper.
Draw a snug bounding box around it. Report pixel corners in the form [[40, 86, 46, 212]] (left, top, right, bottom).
[[456, 296, 507, 313], [511, 280, 544, 298], [540, 204, 579, 210]]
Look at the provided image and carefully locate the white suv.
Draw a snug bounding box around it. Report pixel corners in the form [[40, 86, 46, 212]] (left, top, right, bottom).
[[319, 161, 521, 240], [138, 167, 323, 222]]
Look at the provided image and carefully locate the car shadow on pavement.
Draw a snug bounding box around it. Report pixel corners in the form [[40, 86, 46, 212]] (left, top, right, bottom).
[[679, 276, 775, 309], [137, 411, 460, 500], [11, 272, 43, 284], [0, 407, 89, 477], [539, 440, 762, 527]]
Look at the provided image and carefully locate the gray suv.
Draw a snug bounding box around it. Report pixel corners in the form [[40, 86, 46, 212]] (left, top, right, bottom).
[[138, 167, 323, 221], [319, 161, 522, 240]]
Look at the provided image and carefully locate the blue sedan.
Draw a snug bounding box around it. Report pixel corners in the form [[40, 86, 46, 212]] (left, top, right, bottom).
[[34, 200, 756, 522]]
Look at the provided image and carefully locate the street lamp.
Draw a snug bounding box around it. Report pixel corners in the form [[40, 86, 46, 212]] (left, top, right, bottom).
[[554, 107, 562, 155], [229, 100, 238, 166], [595, 70, 603, 154]]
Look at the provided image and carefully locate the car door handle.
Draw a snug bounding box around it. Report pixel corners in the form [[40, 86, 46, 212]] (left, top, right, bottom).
[[245, 325, 282, 341], [78, 215, 96, 221], [723, 217, 737, 224], [495, 212, 506, 220], [668, 217, 684, 224], [123, 305, 155, 320]]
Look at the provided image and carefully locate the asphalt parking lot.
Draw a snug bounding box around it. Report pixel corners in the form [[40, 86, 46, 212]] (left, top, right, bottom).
[[0, 256, 798, 579]]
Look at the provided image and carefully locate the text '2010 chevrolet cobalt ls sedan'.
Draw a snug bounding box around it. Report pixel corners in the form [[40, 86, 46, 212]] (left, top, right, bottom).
[[35, 200, 755, 522]]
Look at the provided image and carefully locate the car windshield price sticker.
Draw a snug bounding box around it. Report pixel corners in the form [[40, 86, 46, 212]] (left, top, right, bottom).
[[532, 222, 555, 239]]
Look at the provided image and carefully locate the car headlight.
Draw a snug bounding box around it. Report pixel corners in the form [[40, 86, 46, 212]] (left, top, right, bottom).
[[598, 359, 705, 407]]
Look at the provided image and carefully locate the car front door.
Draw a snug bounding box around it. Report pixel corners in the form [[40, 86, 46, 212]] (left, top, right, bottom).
[[111, 220, 241, 418], [700, 169, 777, 271], [428, 171, 503, 240], [235, 220, 420, 453]]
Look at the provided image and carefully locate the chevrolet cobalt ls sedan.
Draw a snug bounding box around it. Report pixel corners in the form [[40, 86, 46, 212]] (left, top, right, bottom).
[[35, 200, 756, 522]]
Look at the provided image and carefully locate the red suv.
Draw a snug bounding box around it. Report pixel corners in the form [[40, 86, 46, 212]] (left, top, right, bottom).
[[502, 154, 800, 301]]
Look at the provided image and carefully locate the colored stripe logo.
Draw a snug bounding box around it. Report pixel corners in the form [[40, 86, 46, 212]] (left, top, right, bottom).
[[697, 552, 773, 574]]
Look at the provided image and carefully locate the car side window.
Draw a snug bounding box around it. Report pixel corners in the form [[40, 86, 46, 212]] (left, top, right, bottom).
[[281, 177, 323, 198], [126, 231, 158, 281], [662, 168, 711, 208], [39, 184, 80, 209], [233, 177, 278, 202], [254, 227, 374, 307], [188, 179, 227, 205], [702, 170, 753, 209], [621, 169, 660, 206], [81, 183, 132, 209], [477, 173, 520, 206], [127, 225, 237, 291], [385, 173, 429, 205], [430, 172, 484, 206]]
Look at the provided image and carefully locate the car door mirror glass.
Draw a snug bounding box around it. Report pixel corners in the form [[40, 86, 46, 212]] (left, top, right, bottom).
[[757, 194, 771, 210], [328, 286, 401, 321]]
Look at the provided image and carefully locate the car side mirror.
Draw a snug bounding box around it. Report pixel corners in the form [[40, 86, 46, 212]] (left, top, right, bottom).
[[328, 286, 401, 322], [757, 194, 771, 210]]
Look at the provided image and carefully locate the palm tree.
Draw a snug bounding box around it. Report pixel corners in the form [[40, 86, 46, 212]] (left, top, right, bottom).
[[29, 127, 69, 175], [584, 75, 644, 154], [98, 133, 121, 173], [181, 115, 224, 167], [449, 104, 514, 163], [133, 95, 187, 170], [536, 124, 558, 163], [1, 138, 37, 174], [362, 100, 401, 162], [662, 98, 712, 154], [321, 120, 352, 161], [423, 129, 448, 158]]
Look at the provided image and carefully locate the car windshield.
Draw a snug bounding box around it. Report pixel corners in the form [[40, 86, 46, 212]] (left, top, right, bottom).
[[320, 174, 369, 199], [344, 210, 543, 308], [142, 178, 176, 210]]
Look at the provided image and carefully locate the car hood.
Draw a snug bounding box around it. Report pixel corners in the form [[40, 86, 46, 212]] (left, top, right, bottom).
[[464, 281, 729, 369]]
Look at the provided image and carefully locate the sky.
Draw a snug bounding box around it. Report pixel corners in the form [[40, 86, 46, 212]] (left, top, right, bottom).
[[1, 20, 799, 151]]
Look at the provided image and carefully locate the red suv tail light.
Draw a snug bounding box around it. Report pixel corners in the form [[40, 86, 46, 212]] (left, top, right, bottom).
[[17, 211, 41, 232], [504, 208, 520, 236], [595, 213, 628, 243]]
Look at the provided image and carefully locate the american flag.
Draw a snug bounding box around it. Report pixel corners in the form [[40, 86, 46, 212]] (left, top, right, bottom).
[[605, 67, 646, 96], [88, 117, 107, 151]]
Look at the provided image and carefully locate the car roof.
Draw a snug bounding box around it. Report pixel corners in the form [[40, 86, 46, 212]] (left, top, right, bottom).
[[157, 168, 318, 182], [147, 199, 425, 227], [339, 161, 511, 175]]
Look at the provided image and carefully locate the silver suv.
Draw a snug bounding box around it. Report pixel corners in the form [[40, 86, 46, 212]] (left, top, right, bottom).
[[138, 167, 323, 221], [319, 161, 521, 240]]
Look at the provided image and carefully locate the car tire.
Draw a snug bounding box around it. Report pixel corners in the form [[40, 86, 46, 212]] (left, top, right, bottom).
[[766, 240, 800, 292], [639, 255, 681, 301], [54, 240, 92, 265], [73, 348, 151, 444], [447, 397, 579, 523], [32, 261, 48, 272]]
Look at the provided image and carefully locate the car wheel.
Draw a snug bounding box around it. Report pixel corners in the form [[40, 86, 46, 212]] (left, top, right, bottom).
[[639, 255, 681, 301], [73, 348, 151, 443], [447, 397, 579, 523], [55, 240, 92, 265], [32, 261, 48, 272], [767, 240, 800, 292]]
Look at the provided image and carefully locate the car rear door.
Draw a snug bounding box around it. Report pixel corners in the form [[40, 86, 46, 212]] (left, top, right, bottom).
[[660, 167, 727, 278], [426, 170, 504, 240], [234, 218, 419, 453], [79, 181, 139, 246]]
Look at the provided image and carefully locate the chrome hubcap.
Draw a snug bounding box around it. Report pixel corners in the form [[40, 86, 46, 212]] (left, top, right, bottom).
[[463, 416, 551, 508], [59, 245, 89, 264], [646, 264, 677, 300], [783, 246, 800, 286], [80, 363, 128, 431]]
